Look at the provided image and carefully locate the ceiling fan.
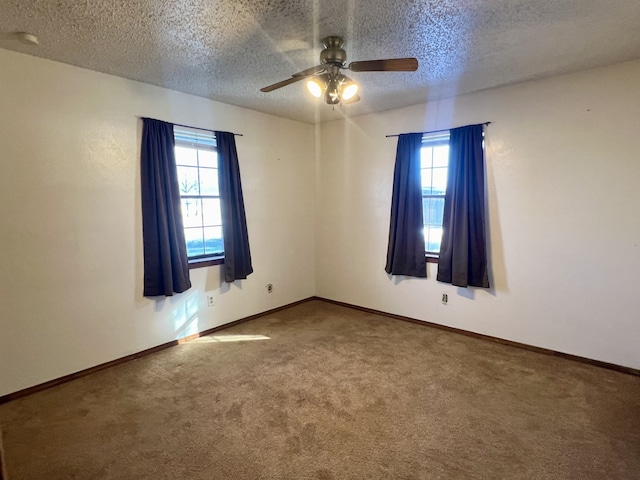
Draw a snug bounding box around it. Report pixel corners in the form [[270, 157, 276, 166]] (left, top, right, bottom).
[[260, 36, 418, 105]]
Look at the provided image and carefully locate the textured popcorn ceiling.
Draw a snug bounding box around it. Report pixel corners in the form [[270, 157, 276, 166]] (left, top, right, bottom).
[[1, 0, 639, 124]]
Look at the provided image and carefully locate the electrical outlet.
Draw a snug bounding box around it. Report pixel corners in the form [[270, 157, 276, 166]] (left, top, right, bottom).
[[266, 283, 273, 293], [442, 293, 448, 305], [207, 294, 216, 307]]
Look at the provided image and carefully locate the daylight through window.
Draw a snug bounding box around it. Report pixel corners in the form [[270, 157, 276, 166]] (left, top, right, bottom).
[[421, 133, 449, 255], [174, 127, 224, 259]]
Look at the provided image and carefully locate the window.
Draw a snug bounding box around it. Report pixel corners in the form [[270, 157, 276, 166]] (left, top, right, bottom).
[[421, 133, 450, 256], [174, 127, 224, 260]]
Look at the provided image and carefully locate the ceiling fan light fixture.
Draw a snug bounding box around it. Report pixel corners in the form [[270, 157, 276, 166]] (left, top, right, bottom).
[[324, 77, 341, 104], [324, 88, 341, 104], [341, 79, 359, 101], [342, 93, 361, 105], [316, 73, 359, 105], [306, 77, 325, 98], [260, 35, 419, 110]]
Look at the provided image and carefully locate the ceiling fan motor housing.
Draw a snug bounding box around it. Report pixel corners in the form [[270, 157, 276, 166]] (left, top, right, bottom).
[[320, 36, 347, 66]]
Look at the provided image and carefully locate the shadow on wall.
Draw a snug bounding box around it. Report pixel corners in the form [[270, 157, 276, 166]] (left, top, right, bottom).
[[205, 266, 222, 292], [390, 274, 427, 285], [133, 118, 145, 306], [484, 131, 508, 296], [215, 268, 247, 295]]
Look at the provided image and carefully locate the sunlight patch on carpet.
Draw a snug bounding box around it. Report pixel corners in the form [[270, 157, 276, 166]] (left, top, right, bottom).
[[187, 334, 270, 343]]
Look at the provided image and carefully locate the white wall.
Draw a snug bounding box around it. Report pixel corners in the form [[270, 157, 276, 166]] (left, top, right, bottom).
[[0, 49, 316, 396], [2, 48, 639, 397], [315, 59, 640, 370]]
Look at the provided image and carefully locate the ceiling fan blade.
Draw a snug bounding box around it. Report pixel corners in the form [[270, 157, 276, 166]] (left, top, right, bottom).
[[260, 75, 309, 93], [348, 58, 418, 72], [292, 65, 326, 77]]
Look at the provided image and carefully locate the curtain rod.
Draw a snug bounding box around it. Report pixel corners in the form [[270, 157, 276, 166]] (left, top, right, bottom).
[[385, 121, 491, 138], [139, 117, 243, 136]]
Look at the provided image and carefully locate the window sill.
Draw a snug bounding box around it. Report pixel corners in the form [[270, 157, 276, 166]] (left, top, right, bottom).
[[425, 255, 439, 264], [188, 256, 224, 270]]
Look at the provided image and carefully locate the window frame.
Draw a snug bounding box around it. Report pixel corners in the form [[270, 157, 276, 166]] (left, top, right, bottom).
[[420, 132, 450, 262], [173, 127, 225, 269]]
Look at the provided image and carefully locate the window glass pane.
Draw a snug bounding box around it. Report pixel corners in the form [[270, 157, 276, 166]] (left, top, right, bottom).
[[198, 150, 218, 168], [177, 166, 200, 195], [175, 146, 198, 166], [430, 197, 445, 226], [181, 198, 202, 228], [431, 167, 448, 194], [175, 131, 223, 260], [433, 146, 449, 167], [204, 226, 224, 255], [421, 168, 433, 195], [202, 198, 222, 227], [199, 168, 219, 196], [422, 198, 431, 225], [426, 227, 443, 253], [421, 147, 433, 169], [184, 227, 205, 257], [421, 135, 449, 254], [174, 128, 215, 148]]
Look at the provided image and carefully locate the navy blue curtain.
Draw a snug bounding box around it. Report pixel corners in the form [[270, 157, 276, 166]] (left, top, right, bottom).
[[437, 124, 489, 288], [216, 131, 253, 283], [140, 118, 191, 296], [385, 133, 426, 277]]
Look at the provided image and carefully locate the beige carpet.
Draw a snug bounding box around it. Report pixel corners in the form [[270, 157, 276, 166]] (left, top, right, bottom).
[[1, 300, 640, 479]]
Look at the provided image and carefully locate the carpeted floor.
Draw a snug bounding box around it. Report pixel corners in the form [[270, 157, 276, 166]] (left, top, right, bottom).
[[1, 300, 640, 479]]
